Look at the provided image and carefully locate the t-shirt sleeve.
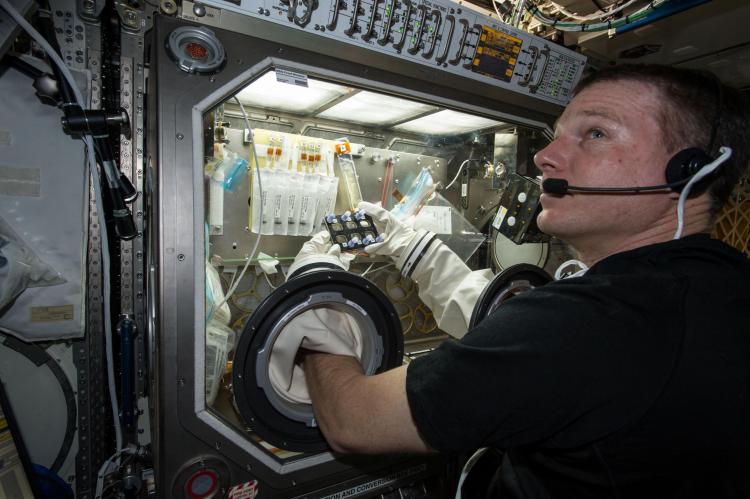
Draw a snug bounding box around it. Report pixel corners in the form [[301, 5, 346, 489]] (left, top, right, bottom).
[[405, 274, 685, 453]]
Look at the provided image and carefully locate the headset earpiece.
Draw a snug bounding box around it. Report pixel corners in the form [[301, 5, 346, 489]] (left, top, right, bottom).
[[665, 147, 714, 193]]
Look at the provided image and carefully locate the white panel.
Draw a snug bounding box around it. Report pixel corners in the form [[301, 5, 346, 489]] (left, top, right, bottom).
[[394, 109, 502, 135], [317, 91, 438, 125], [236, 70, 353, 114]]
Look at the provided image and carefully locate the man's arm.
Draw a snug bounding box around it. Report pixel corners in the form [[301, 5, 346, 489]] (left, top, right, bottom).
[[301, 352, 433, 454]]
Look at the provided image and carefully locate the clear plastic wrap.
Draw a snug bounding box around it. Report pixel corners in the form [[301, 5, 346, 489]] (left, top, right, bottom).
[[384, 168, 484, 262], [413, 192, 485, 263]]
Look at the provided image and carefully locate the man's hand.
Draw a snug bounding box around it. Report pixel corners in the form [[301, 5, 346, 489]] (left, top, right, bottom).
[[288, 230, 355, 278], [300, 351, 432, 455], [357, 201, 418, 262]]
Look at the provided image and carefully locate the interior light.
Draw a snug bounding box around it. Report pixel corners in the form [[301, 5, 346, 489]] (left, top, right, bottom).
[[317, 91, 438, 126], [394, 109, 503, 135], [236, 71, 352, 114]]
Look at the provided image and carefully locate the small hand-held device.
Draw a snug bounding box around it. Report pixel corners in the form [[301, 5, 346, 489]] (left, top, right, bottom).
[[324, 209, 382, 250]]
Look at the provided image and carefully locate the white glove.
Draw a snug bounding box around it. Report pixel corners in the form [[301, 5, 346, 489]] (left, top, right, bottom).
[[356, 201, 418, 261], [287, 230, 355, 279], [358, 201, 492, 339]]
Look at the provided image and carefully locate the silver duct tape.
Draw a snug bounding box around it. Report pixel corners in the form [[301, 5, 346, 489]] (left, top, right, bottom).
[[0, 165, 41, 197]]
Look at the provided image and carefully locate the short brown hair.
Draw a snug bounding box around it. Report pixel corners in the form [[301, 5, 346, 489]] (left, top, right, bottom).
[[573, 64, 750, 216]]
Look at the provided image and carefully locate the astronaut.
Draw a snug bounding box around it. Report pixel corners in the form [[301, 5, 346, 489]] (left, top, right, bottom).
[[291, 64, 750, 497]]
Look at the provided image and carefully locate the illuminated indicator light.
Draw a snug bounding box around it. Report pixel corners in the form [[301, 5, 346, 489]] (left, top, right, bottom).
[[505, 69, 513, 76], [476, 47, 483, 54], [184, 42, 208, 60], [473, 59, 480, 66], [509, 57, 516, 64]]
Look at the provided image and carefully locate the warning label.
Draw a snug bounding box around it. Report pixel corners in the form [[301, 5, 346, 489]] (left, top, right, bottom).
[[319, 464, 427, 499], [228, 480, 259, 499]]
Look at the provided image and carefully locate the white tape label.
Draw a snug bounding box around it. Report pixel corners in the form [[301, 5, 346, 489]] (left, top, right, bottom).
[[275, 68, 309, 87]]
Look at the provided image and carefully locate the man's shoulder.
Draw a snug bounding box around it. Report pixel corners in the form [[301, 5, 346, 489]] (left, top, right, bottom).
[[593, 234, 750, 277]]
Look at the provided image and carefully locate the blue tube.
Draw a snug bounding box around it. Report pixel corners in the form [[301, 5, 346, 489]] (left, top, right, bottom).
[[616, 0, 710, 35], [223, 156, 249, 191], [118, 316, 136, 433]]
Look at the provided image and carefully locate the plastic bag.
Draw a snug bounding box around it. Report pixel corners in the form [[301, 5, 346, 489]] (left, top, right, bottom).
[[216, 148, 249, 192], [0, 215, 66, 312], [391, 167, 435, 220], [205, 321, 235, 405], [205, 260, 231, 325]]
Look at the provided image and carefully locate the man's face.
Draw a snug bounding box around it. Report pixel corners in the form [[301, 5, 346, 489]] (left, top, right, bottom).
[[534, 80, 676, 248]]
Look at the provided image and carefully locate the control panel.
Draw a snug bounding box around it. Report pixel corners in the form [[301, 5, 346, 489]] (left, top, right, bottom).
[[181, 0, 586, 105]]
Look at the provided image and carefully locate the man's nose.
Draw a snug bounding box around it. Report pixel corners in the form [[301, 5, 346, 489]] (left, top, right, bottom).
[[533, 138, 567, 173]]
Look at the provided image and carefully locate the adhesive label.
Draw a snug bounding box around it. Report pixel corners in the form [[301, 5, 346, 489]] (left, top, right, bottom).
[[30, 305, 74, 322], [275, 68, 309, 87], [228, 480, 259, 499], [491, 206, 508, 230]]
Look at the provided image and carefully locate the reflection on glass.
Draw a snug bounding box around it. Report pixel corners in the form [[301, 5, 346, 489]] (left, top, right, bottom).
[[202, 67, 539, 461]]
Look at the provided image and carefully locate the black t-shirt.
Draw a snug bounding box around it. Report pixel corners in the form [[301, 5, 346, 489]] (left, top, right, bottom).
[[406, 235, 750, 498]]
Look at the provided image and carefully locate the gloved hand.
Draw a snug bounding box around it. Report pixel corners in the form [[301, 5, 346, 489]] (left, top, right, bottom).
[[358, 201, 493, 339], [357, 201, 418, 261], [287, 230, 355, 279]]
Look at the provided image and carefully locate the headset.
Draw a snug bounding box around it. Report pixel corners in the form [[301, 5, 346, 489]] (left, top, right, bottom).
[[542, 74, 730, 197]]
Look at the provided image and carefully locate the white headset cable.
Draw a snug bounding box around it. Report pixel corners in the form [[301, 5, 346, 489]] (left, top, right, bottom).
[[673, 146, 732, 239], [445, 158, 485, 190]]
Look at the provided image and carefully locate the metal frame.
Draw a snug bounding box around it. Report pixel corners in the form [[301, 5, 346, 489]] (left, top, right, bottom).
[[150, 13, 556, 496]]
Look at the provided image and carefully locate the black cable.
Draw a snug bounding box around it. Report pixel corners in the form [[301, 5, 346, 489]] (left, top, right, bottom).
[[590, 0, 606, 12], [3, 54, 45, 78], [34, 5, 136, 240]]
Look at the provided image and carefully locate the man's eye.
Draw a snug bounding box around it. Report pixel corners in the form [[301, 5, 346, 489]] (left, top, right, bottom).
[[588, 129, 605, 139]]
